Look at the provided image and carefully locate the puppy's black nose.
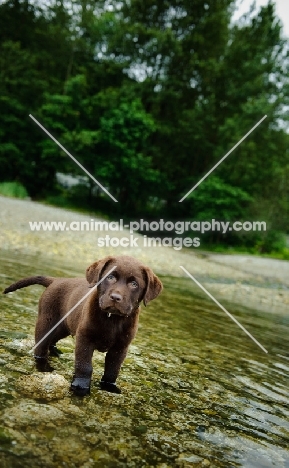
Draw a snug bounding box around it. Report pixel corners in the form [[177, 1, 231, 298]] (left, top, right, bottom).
[[110, 293, 122, 302]]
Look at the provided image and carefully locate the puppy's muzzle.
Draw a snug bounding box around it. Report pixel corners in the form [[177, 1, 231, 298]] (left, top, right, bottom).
[[99, 293, 132, 317]]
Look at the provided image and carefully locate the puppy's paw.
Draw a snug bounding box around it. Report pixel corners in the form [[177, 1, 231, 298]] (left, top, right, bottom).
[[70, 377, 91, 397], [34, 357, 54, 372], [99, 380, 121, 394]]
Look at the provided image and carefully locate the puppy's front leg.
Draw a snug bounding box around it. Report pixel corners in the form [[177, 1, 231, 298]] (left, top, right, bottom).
[[100, 346, 128, 394], [70, 336, 94, 397]]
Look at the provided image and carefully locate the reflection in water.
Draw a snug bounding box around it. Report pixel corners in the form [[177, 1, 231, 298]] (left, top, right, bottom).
[[0, 251, 288, 468]]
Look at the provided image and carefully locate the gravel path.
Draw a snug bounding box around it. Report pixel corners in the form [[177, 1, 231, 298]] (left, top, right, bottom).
[[207, 253, 289, 286], [0, 196, 288, 314]]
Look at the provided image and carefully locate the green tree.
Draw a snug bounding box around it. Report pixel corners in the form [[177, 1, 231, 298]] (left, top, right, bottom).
[[102, 0, 288, 227], [104, 0, 235, 208], [39, 75, 159, 214], [0, 0, 73, 196]]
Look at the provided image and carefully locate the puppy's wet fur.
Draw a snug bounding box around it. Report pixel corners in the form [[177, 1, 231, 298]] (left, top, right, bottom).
[[3, 255, 163, 396]]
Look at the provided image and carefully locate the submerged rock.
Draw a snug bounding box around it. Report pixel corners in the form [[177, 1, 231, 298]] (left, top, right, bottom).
[[3, 401, 66, 427], [15, 373, 69, 400], [5, 337, 34, 352]]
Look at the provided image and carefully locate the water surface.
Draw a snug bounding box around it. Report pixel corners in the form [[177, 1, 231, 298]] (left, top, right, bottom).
[[0, 250, 288, 467]]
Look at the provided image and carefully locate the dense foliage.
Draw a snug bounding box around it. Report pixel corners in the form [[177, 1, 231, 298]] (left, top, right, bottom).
[[0, 0, 288, 250]]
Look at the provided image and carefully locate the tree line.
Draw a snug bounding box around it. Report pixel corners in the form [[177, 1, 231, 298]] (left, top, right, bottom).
[[0, 0, 288, 251]]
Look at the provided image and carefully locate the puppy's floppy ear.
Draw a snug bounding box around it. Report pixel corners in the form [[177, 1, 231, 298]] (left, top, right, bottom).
[[142, 267, 163, 306], [86, 256, 115, 286]]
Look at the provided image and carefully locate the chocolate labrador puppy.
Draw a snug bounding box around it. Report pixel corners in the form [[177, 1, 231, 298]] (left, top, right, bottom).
[[3, 255, 163, 396]]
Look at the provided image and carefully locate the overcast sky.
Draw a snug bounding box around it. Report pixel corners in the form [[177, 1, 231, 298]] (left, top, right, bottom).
[[233, 0, 289, 37]]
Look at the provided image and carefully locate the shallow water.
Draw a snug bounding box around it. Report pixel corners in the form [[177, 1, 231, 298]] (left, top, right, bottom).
[[0, 250, 288, 468]]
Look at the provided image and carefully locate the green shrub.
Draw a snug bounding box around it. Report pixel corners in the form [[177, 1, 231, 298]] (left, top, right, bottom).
[[188, 176, 252, 220], [0, 181, 29, 199]]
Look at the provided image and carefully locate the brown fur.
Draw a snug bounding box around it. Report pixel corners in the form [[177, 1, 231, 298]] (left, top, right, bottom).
[[3, 255, 163, 396]]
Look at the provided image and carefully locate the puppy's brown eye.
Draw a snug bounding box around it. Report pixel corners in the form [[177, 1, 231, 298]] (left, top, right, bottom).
[[130, 280, 138, 288], [107, 274, 116, 282]]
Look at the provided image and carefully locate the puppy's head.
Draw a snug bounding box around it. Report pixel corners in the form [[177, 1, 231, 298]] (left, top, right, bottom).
[[86, 255, 162, 316]]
